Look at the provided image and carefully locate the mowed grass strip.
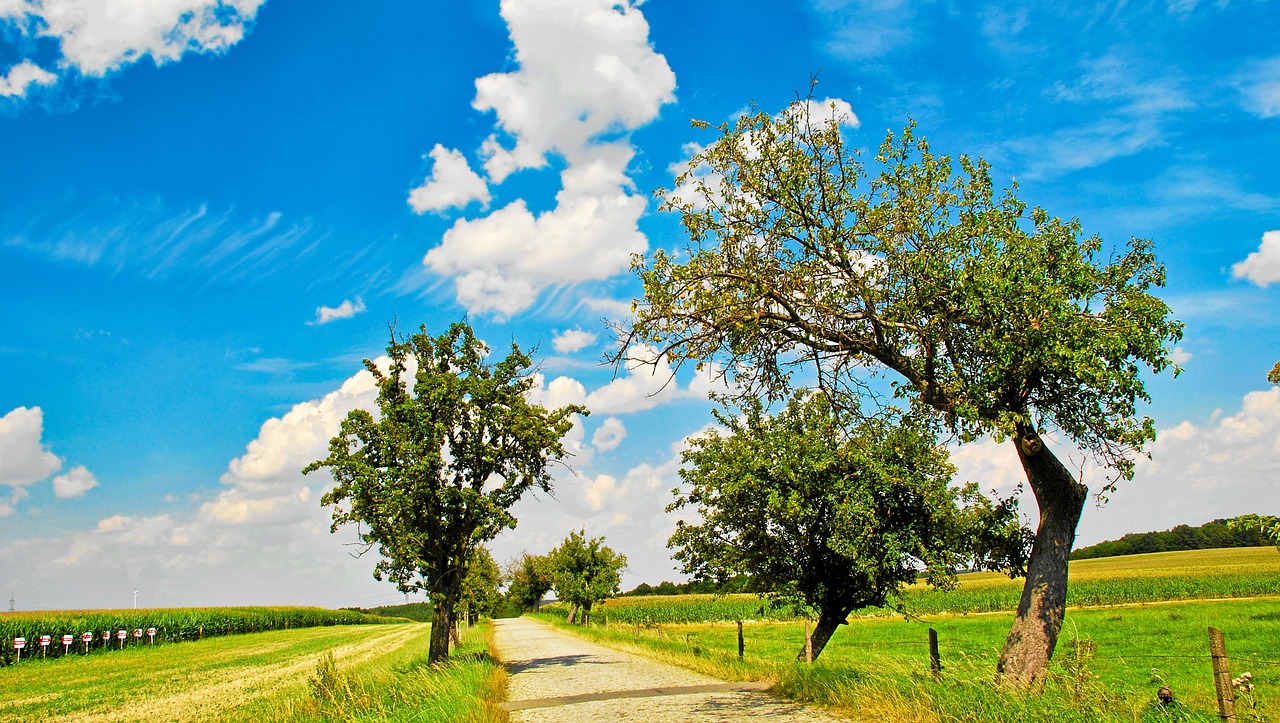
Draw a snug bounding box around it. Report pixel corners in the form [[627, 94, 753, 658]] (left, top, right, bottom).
[[0, 621, 508, 722]]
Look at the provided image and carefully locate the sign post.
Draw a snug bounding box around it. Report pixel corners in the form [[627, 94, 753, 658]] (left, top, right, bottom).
[[39, 635, 50, 658], [81, 632, 93, 654], [116, 630, 126, 650], [101, 630, 110, 649], [62, 634, 73, 655], [13, 637, 24, 663], [147, 627, 156, 645]]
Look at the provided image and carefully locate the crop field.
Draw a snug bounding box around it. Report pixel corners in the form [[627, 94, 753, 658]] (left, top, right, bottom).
[[554, 546, 1280, 625], [0, 621, 505, 722], [0, 606, 397, 665]]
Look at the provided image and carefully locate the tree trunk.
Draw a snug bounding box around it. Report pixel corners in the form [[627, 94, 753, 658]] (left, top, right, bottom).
[[794, 613, 844, 662], [582, 602, 592, 626], [429, 601, 452, 664], [566, 605, 578, 624], [996, 429, 1089, 687]]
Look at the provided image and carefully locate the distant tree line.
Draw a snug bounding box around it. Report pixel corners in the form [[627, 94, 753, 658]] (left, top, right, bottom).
[[1070, 518, 1272, 560], [620, 576, 753, 597]]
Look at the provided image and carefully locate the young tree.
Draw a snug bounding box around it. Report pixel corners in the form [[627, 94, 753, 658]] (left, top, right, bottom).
[[1268, 361, 1279, 385], [548, 529, 627, 625], [616, 101, 1182, 685], [459, 546, 503, 625], [504, 552, 553, 613], [304, 322, 585, 663], [671, 391, 1027, 661]]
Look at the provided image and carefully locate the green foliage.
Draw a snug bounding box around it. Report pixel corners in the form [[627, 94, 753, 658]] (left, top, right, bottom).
[[621, 576, 752, 596], [626, 100, 1182, 482], [0, 606, 393, 665], [1229, 515, 1280, 550], [1268, 361, 1280, 385], [458, 547, 503, 621], [548, 529, 627, 619], [669, 390, 1028, 628], [304, 321, 585, 660], [504, 551, 553, 612], [1071, 518, 1274, 559]]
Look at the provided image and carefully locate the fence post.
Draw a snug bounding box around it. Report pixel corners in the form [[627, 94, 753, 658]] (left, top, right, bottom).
[[1208, 627, 1236, 723], [737, 620, 745, 661], [804, 619, 813, 664], [928, 628, 941, 678]]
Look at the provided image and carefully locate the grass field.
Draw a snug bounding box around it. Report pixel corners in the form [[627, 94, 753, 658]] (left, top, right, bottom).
[[0, 621, 507, 722], [538, 547, 1280, 722]]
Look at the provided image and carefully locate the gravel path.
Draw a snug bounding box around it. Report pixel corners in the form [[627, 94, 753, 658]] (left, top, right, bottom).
[[491, 617, 851, 722]]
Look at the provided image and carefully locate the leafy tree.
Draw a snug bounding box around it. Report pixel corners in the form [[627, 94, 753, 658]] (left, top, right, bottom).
[[459, 546, 503, 625], [1268, 361, 1279, 385], [304, 322, 585, 663], [670, 391, 1027, 661], [1229, 514, 1280, 551], [616, 100, 1182, 684], [548, 529, 627, 625], [504, 552, 553, 612]]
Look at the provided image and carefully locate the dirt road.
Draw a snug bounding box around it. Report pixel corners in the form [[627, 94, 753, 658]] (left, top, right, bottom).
[[491, 617, 850, 722]]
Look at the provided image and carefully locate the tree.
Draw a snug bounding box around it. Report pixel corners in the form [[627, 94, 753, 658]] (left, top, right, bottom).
[[548, 529, 627, 625], [616, 100, 1182, 685], [1229, 515, 1280, 551], [459, 546, 503, 625], [304, 322, 585, 663], [671, 391, 1028, 661], [1268, 361, 1279, 385], [504, 552, 553, 612]]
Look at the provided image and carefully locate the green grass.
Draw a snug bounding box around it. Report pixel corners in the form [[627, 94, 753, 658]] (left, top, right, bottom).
[[0, 621, 508, 722]]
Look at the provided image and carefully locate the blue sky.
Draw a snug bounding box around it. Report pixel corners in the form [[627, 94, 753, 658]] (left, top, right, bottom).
[[1, 0, 1277, 611]]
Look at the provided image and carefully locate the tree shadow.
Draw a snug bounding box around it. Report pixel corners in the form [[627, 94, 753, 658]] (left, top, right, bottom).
[[503, 653, 609, 675]]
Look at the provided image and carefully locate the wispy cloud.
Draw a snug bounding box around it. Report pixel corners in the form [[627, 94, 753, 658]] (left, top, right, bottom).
[[308, 298, 367, 326]]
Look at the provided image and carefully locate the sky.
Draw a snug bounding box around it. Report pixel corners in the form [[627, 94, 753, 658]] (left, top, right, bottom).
[[1, 0, 1277, 612]]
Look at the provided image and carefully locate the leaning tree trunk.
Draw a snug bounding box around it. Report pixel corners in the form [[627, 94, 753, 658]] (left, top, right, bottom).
[[566, 604, 578, 624], [996, 428, 1089, 687], [794, 612, 846, 662]]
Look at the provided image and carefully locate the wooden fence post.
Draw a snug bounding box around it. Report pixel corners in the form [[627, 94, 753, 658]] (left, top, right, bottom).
[[1208, 627, 1236, 723], [737, 620, 745, 661], [928, 628, 941, 678], [804, 619, 813, 664]]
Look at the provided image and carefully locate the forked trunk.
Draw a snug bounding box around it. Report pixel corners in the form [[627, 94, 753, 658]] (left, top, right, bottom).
[[996, 429, 1088, 687], [794, 613, 844, 662], [429, 601, 452, 664]]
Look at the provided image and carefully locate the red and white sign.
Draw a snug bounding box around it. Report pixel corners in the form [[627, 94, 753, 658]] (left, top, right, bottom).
[[101, 631, 110, 641], [116, 630, 127, 640], [13, 637, 25, 649], [81, 632, 93, 643], [62, 635, 73, 645], [132, 629, 143, 638], [147, 627, 156, 643], [39, 635, 51, 647]]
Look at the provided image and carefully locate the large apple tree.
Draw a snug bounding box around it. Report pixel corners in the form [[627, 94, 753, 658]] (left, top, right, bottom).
[[615, 100, 1182, 685]]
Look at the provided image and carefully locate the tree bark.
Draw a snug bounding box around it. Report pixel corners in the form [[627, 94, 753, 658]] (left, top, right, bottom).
[[429, 600, 452, 664], [995, 429, 1088, 687], [794, 613, 844, 662], [566, 605, 578, 624]]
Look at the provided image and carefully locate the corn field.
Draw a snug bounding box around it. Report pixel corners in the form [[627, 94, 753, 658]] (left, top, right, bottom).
[[0, 606, 401, 665]]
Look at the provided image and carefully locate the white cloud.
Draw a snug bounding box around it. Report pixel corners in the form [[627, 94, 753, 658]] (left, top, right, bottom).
[[553, 328, 598, 354], [420, 0, 676, 316], [1236, 57, 1280, 119], [408, 145, 491, 214], [795, 97, 860, 129], [0, 407, 62, 488], [1232, 230, 1280, 287], [52, 465, 98, 498], [592, 417, 626, 451], [1, 0, 266, 85], [309, 297, 367, 325], [1169, 346, 1193, 366], [0, 60, 56, 98]]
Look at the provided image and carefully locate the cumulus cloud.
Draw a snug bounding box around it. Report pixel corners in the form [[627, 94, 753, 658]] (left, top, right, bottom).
[[418, 0, 676, 316], [52, 465, 98, 498], [553, 328, 598, 354], [0, 60, 56, 98], [0, 0, 266, 98], [0, 407, 62, 488], [407, 145, 491, 214], [1232, 230, 1280, 287], [309, 297, 367, 325], [592, 417, 626, 452]]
